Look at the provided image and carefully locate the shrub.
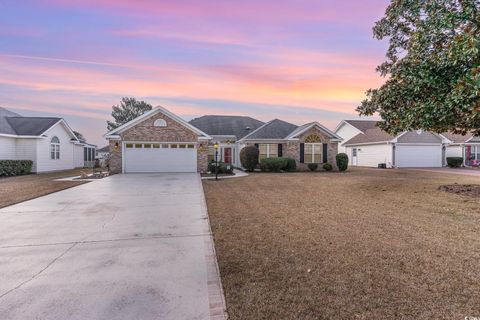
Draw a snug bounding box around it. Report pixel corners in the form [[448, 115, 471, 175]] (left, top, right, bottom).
[[284, 158, 297, 172], [0, 160, 33, 177], [260, 157, 286, 172], [446, 157, 463, 168], [240, 146, 259, 172], [259, 157, 296, 172], [307, 163, 318, 171], [323, 163, 333, 171], [336, 153, 349, 172], [208, 161, 234, 174]]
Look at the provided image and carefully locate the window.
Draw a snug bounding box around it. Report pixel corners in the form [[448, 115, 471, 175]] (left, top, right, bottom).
[[208, 145, 215, 162], [154, 119, 167, 127], [126, 143, 133, 148], [187, 144, 195, 149], [352, 148, 357, 157], [134, 144, 142, 148], [304, 143, 322, 164], [162, 144, 169, 148], [171, 144, 178, 148], [152, 144, 160, 148], [258, 144, 278, 160], [144, 144, 152, 148], [50, 136, 60, 160], [179, 144, 186, 148]]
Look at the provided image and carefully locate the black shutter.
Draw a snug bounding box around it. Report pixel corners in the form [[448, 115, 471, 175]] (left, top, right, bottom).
[[254, 143, 259, 149], [323, 143, 328, 163], [278, 144, 283, 157], [300, 143, 305, 163]]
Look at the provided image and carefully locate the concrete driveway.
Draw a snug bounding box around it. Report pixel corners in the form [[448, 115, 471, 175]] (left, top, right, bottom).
[[406, 167, 480, 177], [0, 173, 225, 320]]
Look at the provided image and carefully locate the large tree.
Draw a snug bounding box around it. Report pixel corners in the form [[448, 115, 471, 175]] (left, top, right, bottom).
[[357, 0, 480, 135], [73, 130, 86, 143], [107, 97, 153, 131]]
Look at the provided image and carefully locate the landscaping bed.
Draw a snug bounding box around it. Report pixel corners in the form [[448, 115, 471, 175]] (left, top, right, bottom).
[[439, 184, 480, 197], [203, 168, 480, 319]]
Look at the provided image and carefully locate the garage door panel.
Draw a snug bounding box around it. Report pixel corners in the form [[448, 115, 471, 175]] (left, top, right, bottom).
[[124, 144, 197, 173], [395, 145, 442, 168]]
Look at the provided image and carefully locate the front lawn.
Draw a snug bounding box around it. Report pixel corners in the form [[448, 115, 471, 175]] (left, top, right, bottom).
[[203, 168, 480, 319], [0, 168, 88, 208]]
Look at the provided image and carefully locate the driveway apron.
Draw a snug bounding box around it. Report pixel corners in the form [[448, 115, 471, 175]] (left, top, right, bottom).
[[0, 173, 225, 320]]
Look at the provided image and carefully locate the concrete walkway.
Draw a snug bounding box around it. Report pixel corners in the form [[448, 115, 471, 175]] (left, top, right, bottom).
[[0, 173, 226, 320]]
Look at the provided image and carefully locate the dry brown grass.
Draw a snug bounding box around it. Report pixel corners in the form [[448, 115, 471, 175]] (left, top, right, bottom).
[[0, 169, 87, 208], [203, 168, 480, 320]]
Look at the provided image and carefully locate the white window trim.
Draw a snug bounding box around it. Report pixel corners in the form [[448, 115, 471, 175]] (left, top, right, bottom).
[[304, 143, 322, 164], [50, 136, 60, 160]]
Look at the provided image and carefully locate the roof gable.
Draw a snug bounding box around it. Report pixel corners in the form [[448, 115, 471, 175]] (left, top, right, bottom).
[[241, 119, 298, 140], [105, 106, 211, 139], [6, 117, 61, 136], [189, 115, 264, 139], [286, 122, 342, 140]]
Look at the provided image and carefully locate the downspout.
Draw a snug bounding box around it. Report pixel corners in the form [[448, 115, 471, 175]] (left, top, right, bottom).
[[392, 142, 396, 168]]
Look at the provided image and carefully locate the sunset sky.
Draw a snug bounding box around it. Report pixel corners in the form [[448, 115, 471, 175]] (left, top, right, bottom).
[[0, 0, 389, 146]]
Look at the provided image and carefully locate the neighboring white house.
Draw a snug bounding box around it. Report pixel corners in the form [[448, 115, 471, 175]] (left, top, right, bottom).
[[335, 120, 449, 168], [0, 107, 95, 173], [442, 132, 480, 166]]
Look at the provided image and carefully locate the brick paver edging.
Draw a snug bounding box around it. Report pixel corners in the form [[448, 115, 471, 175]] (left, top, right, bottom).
[[198, 175, 228, 320]]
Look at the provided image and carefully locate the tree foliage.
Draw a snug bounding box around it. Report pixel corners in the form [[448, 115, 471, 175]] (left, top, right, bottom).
[[107, 97, 153, 131], [357, 0, 480, 135], [73, 130, 86, 143]]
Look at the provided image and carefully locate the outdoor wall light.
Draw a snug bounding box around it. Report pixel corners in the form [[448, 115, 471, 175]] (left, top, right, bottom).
[[114, 142, 119, 150], [213, 142, 219, 150]]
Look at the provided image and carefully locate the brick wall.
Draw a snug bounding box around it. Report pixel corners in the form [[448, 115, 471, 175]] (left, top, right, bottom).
[[108, 112, 207, 173]]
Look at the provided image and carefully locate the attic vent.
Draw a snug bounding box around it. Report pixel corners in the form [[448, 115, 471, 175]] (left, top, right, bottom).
[[416, 129, 423, 135], [154, 119, 167, 127], [246, 126, 251, 131]]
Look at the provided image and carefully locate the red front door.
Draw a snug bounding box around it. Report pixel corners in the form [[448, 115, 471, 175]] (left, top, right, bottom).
[[224, 148, 232, 164]]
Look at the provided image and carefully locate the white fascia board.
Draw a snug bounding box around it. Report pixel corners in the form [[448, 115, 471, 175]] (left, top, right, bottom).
[[105, 135, 121, 140], [344, 141, 390, 147], [286, 122, 342, 140], [42, 119, 79, 141], [0, 133, 43, 139]]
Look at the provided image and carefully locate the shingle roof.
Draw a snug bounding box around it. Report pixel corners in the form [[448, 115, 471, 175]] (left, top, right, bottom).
[[0, 107, 21, 135], [96, 145, 110, 153], [189, 115, 264, 139], [242, 119, 298, 140], [0, 107, 63, 136], [344, 120, 379, 132], [344, 123, 395, 145], [6, 117, 61, 136], [441, 132, 472, 143]]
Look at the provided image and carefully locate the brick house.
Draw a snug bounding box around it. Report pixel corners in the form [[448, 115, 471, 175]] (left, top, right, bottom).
[[105, 106, 342, 173]]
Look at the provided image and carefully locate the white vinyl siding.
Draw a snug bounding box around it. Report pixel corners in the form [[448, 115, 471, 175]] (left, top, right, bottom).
[[0, 136, 17, 160], [74, 144, 84, 168], [445, 145, 462, 158], [346, 144, 393, 168], [36, 123, 76, 172], [335, 123, 362, 154], [16, 139, 38, 172]]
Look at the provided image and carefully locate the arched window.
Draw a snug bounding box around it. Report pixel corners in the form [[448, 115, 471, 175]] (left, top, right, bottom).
[[304, 134, 321, 143], [154, 119, 167, 127], [50, 136, 60, 160]]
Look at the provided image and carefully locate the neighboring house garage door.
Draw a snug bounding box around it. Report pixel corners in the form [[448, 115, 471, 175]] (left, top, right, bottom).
[[395, 145, 442, 168], [124, 142, 197, 173]]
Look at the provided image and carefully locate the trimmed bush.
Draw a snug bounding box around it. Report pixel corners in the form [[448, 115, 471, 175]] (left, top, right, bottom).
[[0, 160, 33, 177], [323, 163, 333, 171], [260, 157, 286, 172], [284, 158, 297, 172], [307, 163, 318, 171], [336, 153, 349, 172], [260, 157, 297, 172], [240, 146, 259, 172], [446, 157, 463, 168]]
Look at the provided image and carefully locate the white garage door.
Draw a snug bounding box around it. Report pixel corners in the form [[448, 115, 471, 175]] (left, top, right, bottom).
[[395, 144, 442, 168], [124, 142, 197, 173]]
